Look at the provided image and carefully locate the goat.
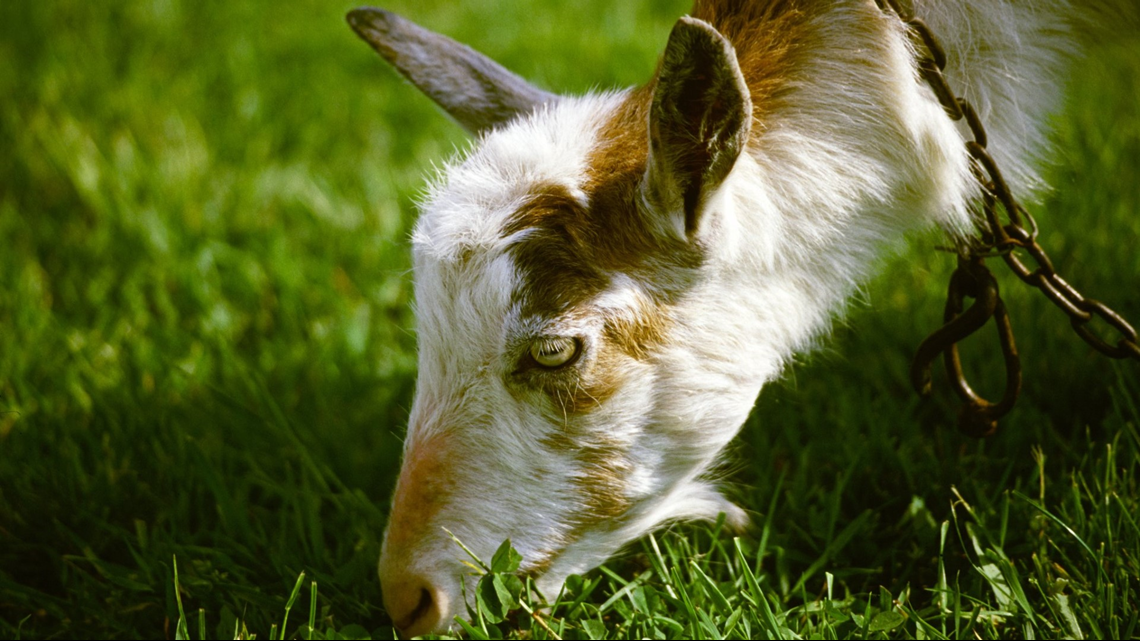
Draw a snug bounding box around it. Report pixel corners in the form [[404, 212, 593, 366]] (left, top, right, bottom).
[[346, 1, 1126, 636]]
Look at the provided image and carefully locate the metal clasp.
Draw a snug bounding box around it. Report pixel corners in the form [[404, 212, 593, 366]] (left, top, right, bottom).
[[910, 258, 1022, 437]]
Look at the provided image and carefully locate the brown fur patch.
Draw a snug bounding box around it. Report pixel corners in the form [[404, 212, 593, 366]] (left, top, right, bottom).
[[604, 307, 669, 360], [690, 0, 811, 127], [383, 433, 455, 554], [501, 185, 613, 321], [582, 83, 654, 207], [539, 430, 633, 539]]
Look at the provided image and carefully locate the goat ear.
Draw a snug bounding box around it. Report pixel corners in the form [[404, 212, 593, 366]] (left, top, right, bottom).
[[347, 7, 557, 134], [643, 17, 752, 239]]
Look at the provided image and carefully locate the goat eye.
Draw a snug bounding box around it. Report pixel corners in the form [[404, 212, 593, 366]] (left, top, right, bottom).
[[529, 337, 581, 369]]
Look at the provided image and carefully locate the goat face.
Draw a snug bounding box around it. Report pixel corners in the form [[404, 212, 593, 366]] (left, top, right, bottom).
[[349, 8, 772, 636]]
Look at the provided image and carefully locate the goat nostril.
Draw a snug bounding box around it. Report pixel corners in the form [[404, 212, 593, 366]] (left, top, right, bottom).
[[383, 576, 445, 638], [405, 588, 433, 630]]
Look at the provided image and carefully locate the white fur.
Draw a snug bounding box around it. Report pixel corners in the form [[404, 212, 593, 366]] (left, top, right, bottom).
[[379, 1, 1092, 634]]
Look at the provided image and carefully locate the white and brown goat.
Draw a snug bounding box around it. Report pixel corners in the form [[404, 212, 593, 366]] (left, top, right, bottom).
[[347, 0, 1115, 636]]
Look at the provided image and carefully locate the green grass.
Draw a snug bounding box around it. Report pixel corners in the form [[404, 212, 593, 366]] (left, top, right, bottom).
[[1, 1, 1138, 639]]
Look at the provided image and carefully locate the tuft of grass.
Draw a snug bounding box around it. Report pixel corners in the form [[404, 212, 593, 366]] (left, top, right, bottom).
[[1, 0, 1138, 639], [400, 424, 1140, 640]]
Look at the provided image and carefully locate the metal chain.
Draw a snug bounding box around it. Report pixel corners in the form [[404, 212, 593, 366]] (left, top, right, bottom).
[[875, 0, 1140, 437]]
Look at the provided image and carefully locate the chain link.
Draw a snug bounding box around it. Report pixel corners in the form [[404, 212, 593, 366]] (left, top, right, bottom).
[[876, 0, 1140, 437]]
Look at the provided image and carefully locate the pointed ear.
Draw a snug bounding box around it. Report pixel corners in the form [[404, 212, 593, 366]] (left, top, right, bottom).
[[347, 7, 558, 134], [643, 17, 752, 239]]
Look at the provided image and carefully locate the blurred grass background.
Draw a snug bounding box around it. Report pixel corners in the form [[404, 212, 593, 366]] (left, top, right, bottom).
[[0, 0, 1137, 638]]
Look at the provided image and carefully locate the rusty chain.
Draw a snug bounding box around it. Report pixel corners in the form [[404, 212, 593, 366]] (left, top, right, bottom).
[[875, 0, 1140, 437]]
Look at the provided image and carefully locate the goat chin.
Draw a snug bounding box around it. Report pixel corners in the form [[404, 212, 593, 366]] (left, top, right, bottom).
[[346, 0, 1133, 635]]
